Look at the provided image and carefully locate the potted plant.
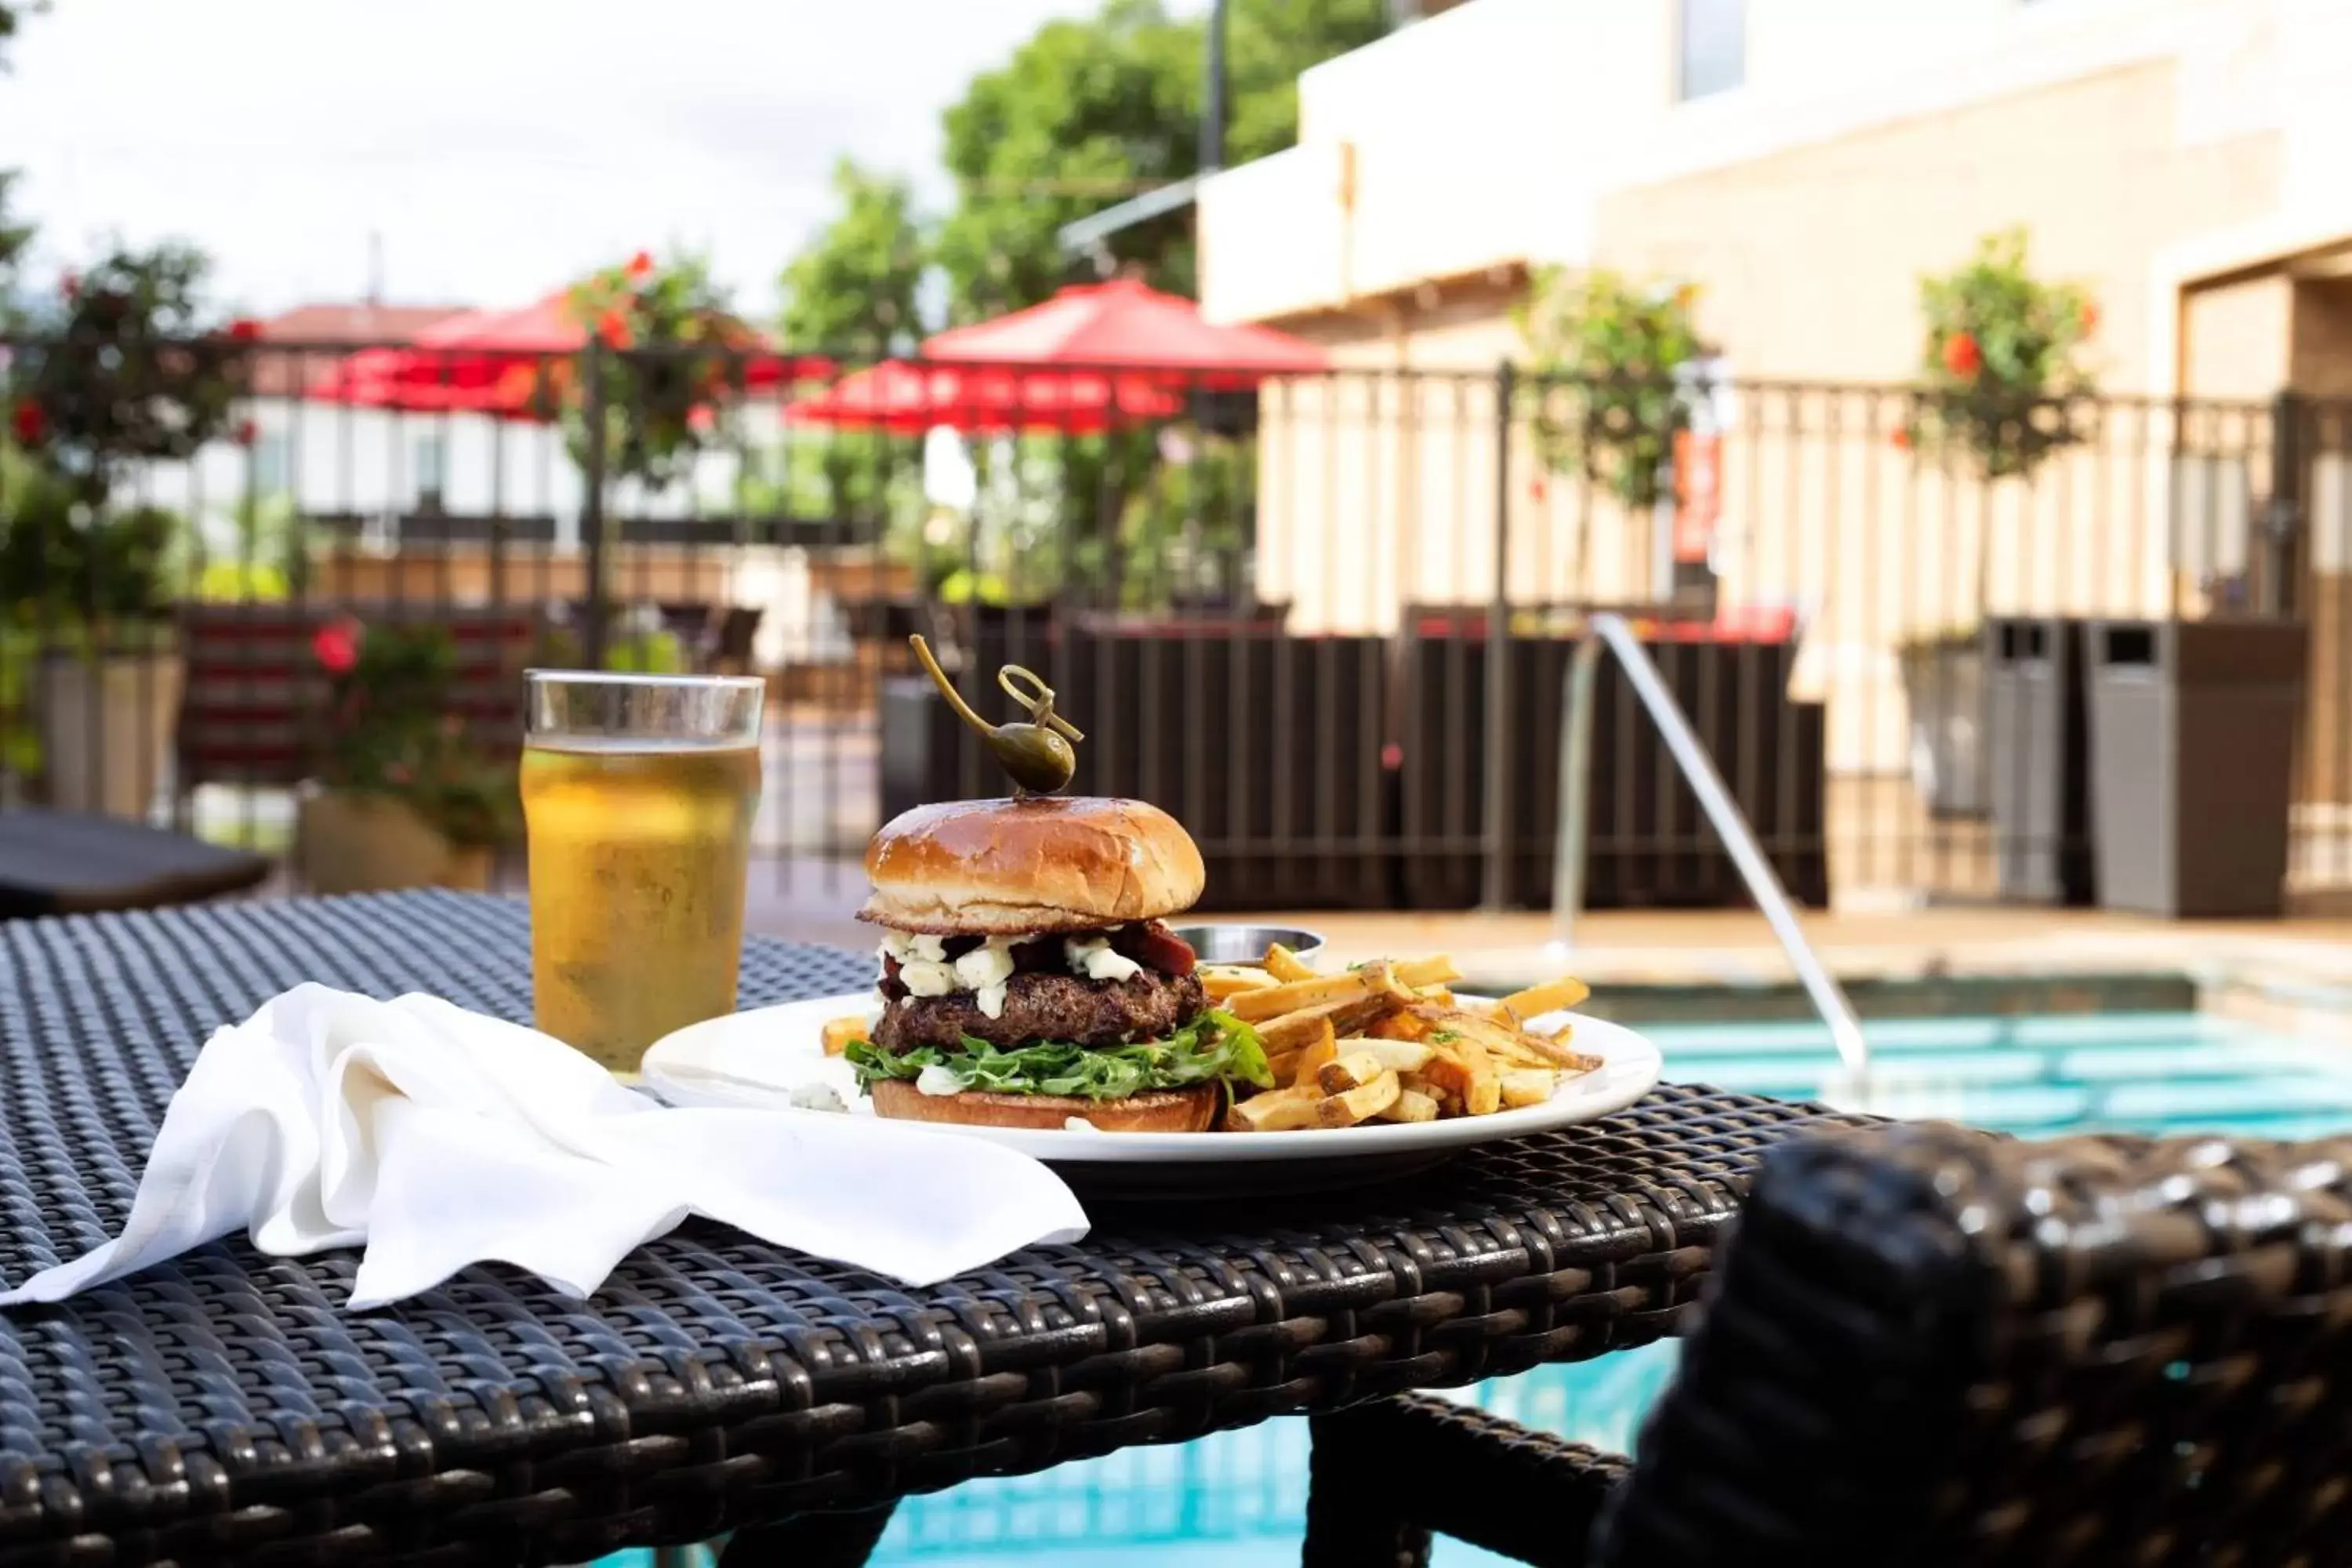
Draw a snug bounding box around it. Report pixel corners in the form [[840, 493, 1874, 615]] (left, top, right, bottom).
[[0, 449, 187, 818], [1515, 268, 1707, 514], [1894, 230, 2099, 819], [1896, 623, 1989, 818], [3, 245, 262, 818], [557, 249, 767, 492], [296, 617, 518, 894]]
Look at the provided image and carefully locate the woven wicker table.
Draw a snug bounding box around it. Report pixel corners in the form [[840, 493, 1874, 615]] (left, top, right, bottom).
[[0, 891, 1875, 1566]]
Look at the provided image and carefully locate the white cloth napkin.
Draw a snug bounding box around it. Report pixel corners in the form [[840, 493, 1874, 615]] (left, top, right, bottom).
[[0, 984, 1089, 1308]]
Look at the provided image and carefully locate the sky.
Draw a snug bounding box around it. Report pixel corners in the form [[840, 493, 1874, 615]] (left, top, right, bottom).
[[0, 0, 1128, 318]]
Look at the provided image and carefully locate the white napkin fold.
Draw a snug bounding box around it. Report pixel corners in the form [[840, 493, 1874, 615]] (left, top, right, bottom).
[[0, 984, 1089, 1308]]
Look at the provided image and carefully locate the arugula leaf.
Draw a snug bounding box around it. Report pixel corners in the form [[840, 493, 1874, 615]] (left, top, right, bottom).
[[846, 1010, 1272, 1102]]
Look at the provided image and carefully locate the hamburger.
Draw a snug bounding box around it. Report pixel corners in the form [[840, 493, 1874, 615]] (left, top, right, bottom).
[[842, 795, 1271, 1131]]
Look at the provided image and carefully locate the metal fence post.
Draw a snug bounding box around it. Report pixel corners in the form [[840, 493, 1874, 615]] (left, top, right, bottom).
[[579, 340, 612, 670], [1480, 358, 1516, 911], [2263, 387, 2308, 619]]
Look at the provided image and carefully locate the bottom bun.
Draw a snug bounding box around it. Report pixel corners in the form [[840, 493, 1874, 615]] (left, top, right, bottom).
[[869, 1078, 1220, 1133]]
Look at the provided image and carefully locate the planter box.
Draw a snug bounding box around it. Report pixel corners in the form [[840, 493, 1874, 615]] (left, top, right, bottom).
[[1396, 629, 1828, 911], [296, 787, 493, 895], [38, 651, 183, 821], [1898, 636, 1988, 818]]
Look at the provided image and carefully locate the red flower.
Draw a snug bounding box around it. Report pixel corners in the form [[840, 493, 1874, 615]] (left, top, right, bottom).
[[1941, 331, 1983, 379], [626, 250, 655, 279], [226, 317, 263, 342], [1890, 428, 1913, 452], [10, 401, 44, 446], [58, 270, 77, 302], [233, 418, 259, 446], [312, 620, 362, 675], [596, 308, 630, 349], [1529, 474, 1548, 503], [2078, 301, 2100, 338]]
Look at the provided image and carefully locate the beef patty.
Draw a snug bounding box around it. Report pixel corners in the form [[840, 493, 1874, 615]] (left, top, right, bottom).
[[870, 968, 1209, 1054]]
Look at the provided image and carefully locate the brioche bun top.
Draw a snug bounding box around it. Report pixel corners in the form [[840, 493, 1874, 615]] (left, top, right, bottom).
[[858, 796, 1204, 935]]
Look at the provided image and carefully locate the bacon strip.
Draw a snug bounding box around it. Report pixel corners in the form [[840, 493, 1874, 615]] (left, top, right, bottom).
[[1116, 920, 1197, 977]]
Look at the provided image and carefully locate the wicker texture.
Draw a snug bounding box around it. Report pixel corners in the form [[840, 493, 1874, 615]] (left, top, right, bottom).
[[1305, 1122, 2352, 1568], [0, 892, 1866, 1566], [1308, 1394, 1630, 1568]]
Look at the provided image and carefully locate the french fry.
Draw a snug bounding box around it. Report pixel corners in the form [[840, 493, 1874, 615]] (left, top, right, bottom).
[[1414, 1048, 1472, 1102], [1223, 964, 1385, 1024], [821, 1015, 869, 1056], [1292, 1022, 1341, 1090], [1312, 1067, 1400, 1127], [1316, 1050, 1386, 1096], [1258, 1002, 1351, 1052], [1342, 1036, 1435, 1074], [1225, 1086, 1325, 1132], [1327, 993, 1399, 1038], [1503, 1021, 1593, 1069], [1377, 1087, 1441, 1123], [1200, 964, 1283, 1002], [1449, 1029, 1502, 1116], [1500, 1069, 1559, 1109], [1497, 974, 1592, 1024], [1392, 954, 1462, 988], [1262, 943, 1318, 983], [1370, 1004, 1445, 1043], [1208, 947, 1591, 1131]]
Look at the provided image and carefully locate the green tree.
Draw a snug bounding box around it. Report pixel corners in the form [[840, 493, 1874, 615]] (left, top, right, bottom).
[[775, 160, 933, 522], [935, 0, 1389, 324], [1906, 227, 2098, 481], [0, 4, 34, 65], [778, 158, 928, 356], [0, 172, 31, 294], [1515, 268, 1708, 510], [0, 1, 43, 297]]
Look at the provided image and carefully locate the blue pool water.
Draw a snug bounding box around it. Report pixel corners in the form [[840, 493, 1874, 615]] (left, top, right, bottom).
[[607, 1009, 2352, 1568]]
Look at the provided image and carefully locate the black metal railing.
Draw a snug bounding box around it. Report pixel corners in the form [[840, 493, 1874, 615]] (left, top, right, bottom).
[[0, 332, 2336, 916]]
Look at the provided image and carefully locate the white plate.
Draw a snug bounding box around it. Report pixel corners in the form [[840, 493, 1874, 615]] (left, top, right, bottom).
[[640, 993, 1663, 1196]]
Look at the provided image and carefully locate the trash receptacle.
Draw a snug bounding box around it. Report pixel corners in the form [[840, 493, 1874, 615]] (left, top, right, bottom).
[[1984, 617, 2094, 906], [2088, 619, 2307, 917]]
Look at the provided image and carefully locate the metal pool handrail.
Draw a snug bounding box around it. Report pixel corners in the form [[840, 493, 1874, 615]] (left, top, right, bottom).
[[1553, 613, 1870, 1078]]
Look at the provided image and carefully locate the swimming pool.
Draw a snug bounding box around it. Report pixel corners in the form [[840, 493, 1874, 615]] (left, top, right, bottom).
[[608, 1007, 2352, 1568]]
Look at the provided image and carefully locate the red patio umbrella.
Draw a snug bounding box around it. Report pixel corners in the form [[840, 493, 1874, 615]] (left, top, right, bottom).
[[311, 293, 816, 418], [785, 358, 1181, 433], [921, 277, 1328, 387]]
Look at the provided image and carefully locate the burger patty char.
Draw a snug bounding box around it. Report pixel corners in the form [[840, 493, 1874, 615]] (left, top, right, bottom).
[[871, 968, 1209, 1054]]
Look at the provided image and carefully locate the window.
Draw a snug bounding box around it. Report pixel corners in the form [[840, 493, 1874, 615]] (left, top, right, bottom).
[[1677, 0, 1745, 101], [413, 432, 446, 510]]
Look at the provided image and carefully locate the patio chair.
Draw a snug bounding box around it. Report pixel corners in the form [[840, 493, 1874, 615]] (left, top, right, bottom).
[[1303, 1121, 2352, 1566], [0, 809, 271, 920], [704, 604, 764, 674]]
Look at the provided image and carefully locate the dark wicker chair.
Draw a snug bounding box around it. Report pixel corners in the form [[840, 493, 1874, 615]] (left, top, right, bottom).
[[1305, 1121, 2352, 1566]]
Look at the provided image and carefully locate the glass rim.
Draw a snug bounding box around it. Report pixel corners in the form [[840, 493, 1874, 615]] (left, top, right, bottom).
[[524, 669, 765, 691]]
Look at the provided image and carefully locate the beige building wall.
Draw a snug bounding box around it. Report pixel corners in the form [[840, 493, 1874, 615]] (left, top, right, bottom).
[[1254, 278, 1654, 637], [1250, 49, 2296, 775], [1591, 60, 2283, 391], [2180, 276, 2294, 401]]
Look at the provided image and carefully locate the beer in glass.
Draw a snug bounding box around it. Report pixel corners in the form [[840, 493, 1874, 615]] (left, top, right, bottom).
[[522, 671, 764, 1070]]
